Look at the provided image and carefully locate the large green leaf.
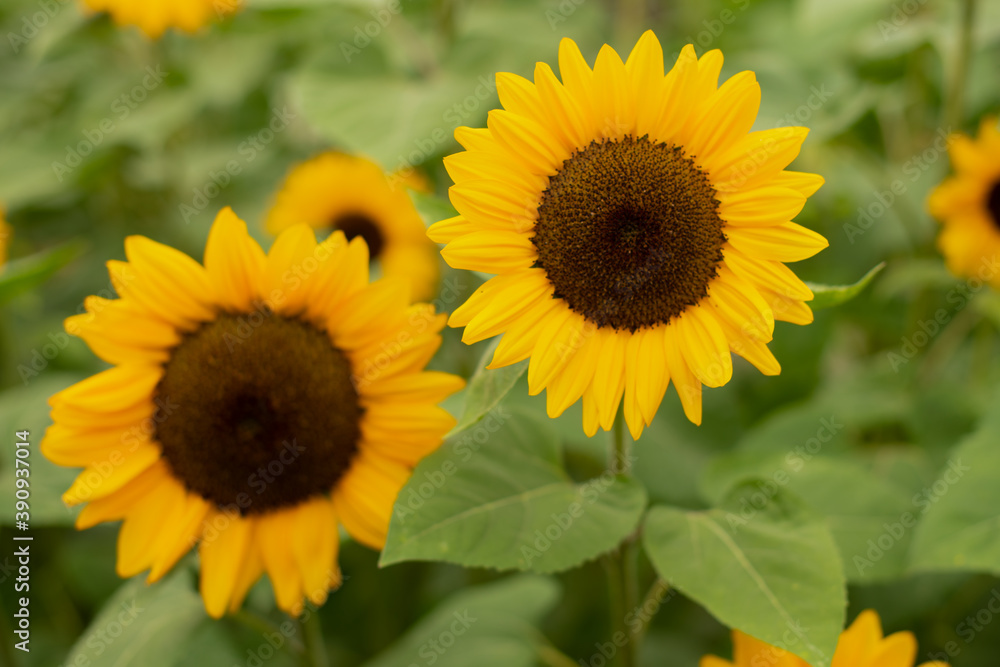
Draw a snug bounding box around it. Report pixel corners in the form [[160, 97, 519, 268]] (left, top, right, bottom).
[[381, 410, 647, 574], [805, 262, 884, 310], [909, 393, 1000, 574], [449, 337, 528, 436], [643, 486, 845, 667], [703, 455, 916, 582], [60, 565, 301, 667], [363, 575, 560, 667]]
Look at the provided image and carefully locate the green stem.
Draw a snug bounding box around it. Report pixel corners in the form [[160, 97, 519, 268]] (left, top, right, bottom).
[[605, 409, 638, 667], [944, 0, 976, 131], [633, 579, 671, 645], [302, 611, 330, 667]]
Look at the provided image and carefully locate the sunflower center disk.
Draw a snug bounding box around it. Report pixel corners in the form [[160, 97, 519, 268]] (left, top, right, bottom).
[[988, 181, 1000, 230], [532, 136, 727, 331], [333, 212, 385, 259], [155, 313, 361, 514]]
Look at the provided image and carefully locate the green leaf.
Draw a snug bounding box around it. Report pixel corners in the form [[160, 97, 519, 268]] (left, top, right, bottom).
[[363, 575, 560, 667], [450, 337, 528, 436], [643, 486, 845, 667], [702, 455, 916, 582], [805, 262, 884, 310], [0, 373, 86, 526], [62, 564, 299, 667], [289, 70, 478, 169], [0, 242, 85, 303], [381, 410, 647, 574], [909, 393, 1000, 574]]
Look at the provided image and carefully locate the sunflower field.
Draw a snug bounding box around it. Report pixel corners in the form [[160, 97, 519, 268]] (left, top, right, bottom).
[[2, 0, 1000, 665]]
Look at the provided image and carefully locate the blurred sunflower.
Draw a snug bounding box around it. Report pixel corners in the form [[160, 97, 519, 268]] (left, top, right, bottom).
[[80, 0, 241, 38], [42, 208, 463, 617], [429, 31, 826, 438], [928, 117, 1000, 287], [701, 610, 948, 667], [266, 152, 441, 301]]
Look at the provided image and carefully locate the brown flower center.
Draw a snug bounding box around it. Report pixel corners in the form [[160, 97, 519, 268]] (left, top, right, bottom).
[[332, 212, 385, 259], [988, 180, 1000, 230], [154, 311, 361, 514], [532, 136, 726, 331]]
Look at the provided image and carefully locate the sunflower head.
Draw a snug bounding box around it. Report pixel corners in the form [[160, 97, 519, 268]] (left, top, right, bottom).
[[266, 151, 441, 301], [428, 31, 827, 439], [80, 0, 241, 38], [42, 207, 463, 617], [701, 610, 948, 667], [928, 116, 1000, 287]]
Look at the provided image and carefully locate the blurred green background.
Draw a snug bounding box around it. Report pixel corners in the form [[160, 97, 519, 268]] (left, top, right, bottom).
[[1, 0, 1000, 665]]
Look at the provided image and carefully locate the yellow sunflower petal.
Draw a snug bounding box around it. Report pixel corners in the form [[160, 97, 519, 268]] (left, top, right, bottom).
[[199, 512, 255, 619], [290, 497, 341, 607], [726, 222, 829, 262], [204, 206, 266, 311], [332, 453, 409, 550]]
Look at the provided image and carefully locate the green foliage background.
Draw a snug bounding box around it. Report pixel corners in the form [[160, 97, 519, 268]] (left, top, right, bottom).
[[1, 0, 1000, 665]]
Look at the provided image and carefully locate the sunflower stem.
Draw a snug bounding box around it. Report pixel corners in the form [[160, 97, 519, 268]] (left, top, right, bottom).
[[944, 0, 976, 131], [604, 408, 638, 667], [302, 610, 330, 667]]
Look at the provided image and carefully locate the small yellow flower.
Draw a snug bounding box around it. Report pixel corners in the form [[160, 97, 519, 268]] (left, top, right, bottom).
[[701, 610, 948, 667], [928, 117, 1000, 288], [266, 152, 441, 301], [42, 208, 463, 618], [80, 0, 241, 38], [429, 31, 827, 439]]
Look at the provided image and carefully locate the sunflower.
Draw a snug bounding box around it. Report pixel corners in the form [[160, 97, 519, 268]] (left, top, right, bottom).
[[41, 207, 463, 617], [701, 610, 948, 667], [428, 31, 827, 439], [266, 152, 441, 301], [928, 117, 1000, 287], [80, 0, 241, 38]]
